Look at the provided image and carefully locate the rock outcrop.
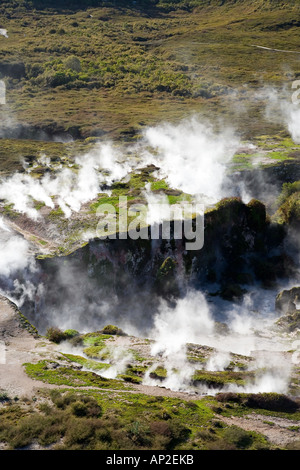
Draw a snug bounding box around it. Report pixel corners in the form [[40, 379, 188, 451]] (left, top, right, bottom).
[[14, 197, 298, 332], [275, 287, 300, 314]]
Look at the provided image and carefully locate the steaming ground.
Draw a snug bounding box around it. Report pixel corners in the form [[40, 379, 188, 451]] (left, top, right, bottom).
[[0, 94, 299, 397], [0, 116, 240, 221], [44, 288, 299, 397], [138, 291, 297, 395]]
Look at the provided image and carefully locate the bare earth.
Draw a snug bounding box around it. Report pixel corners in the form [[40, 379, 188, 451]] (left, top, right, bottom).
[[0, 295, 58, 397]]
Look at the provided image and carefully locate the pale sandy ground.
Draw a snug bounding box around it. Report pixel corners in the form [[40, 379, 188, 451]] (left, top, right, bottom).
[[219, 414, 300, 447], [0, 295, 59, 397]]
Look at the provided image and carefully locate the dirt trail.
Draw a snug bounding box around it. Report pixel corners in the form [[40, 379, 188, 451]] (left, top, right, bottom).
[[219, 414, 300, 446], [251, 44, 300, 54]]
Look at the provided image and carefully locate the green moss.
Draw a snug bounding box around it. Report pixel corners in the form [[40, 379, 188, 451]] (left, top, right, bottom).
[[277, 181, 300, 207], [83, 345, 109, 360], [192, 370, 255, 388], [81, 332, 112, 346], [17, 312, 39, 337], [48, 206, 65, 220], [63, 329, 80, 338], [273, 190, 300, 225], [118, 374, 143, 384], [151, 180, 169, 191], [62, 353, 111, 371], [128, 349, 149, 363], [157, 256, 177, 279], [24, 360, 131, 390], [149, 366, 168, 381], [101, 324, 124, 335]]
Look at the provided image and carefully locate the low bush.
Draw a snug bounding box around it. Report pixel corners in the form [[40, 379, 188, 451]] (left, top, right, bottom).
[[244, 393, 299, 413], [216, 392, 299, 413], [101, 324, 125, 335], [223, 425, 254, 449]]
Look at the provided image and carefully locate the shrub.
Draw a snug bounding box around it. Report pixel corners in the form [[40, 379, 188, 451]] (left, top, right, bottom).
[[216, 392, 299, 413], [127, 420, 151, 447], [101, 324, 124, 335], [64, 418, 95, 447], [223, 425, 254, 449], [244, 393, 299, 413], [277, 181, 300, 206], [46, 327, 67, 343], [26, 63, 44, 79], [149, 421, 171, 436], [71, 401, 89, 417], [167, 419, 191, 449], [44, 70, 75, 87]]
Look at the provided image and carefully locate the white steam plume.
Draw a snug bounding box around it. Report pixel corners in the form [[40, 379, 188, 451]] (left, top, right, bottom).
[[205, 351, 231, 372], [0, 142, 132, 220], [263, 87, 300, 143], [141, 117, 239, 202], [99, 346, 133, 379], [0, 227, 32, 277], [0, 29, 8, 38], [143, 291, 215, 392]]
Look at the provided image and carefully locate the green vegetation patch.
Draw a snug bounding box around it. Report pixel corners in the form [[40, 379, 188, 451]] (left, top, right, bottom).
[[192, 370, 255, 389], [63, 353, 111, 372], [17, 312, 39, 337], [215, 392, 300, 414], [149, 366, 168, 381]]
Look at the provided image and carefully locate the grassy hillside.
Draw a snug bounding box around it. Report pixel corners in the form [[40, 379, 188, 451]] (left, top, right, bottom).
[[0, 0, 300, 140]]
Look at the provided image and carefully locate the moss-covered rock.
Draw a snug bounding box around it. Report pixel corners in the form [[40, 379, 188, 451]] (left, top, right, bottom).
[[149, 366, 167, 381], [275, 310, 300, 332], [101, 324, 125, 335], [64, 329, 80, 339], [275, 287, 300, 314], [156, 257, 177, 279]]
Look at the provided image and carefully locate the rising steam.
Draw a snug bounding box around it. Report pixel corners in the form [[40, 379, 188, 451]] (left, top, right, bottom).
[[263, 87, 300, 144], [0, 99, 299, 397], [140, 117, 239, 202]]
